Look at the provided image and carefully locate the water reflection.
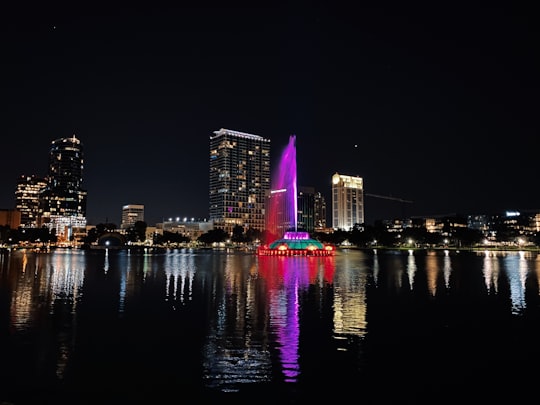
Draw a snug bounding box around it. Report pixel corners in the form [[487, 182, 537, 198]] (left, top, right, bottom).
[[376, 251, 406, 293], [202, 253, 273, 392], [443, 250, 452, 288], [103, 248, 109, 273], [163, 251, 195, 304], [5, 249, 86, 383], [482, 250, 501, 294], [3, 248, 540, 402], [9, 249, 85, 331], [259, 256, 307, 383], [503, 252, 528, 314], [372, 249, 380, 283], [407, 250, 417, 290], [332, 252, 367, 340], [425, 251, 440, 296]]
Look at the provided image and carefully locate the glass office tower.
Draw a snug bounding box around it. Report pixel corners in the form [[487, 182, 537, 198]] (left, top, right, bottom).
[[209, 128, 271, 236], [40, 135, 87, 244]]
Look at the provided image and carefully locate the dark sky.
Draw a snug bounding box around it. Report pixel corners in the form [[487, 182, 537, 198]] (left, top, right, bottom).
[[1, 3, 538, 226]]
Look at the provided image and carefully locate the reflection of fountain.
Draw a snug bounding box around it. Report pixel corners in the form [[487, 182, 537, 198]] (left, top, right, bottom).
[[258, 135, 334, 256], [257, 255, 335, 383]]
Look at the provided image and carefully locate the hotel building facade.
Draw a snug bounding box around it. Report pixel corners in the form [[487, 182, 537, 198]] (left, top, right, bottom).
[[209, 128, 271, 236], [332, 172, 364, 231]]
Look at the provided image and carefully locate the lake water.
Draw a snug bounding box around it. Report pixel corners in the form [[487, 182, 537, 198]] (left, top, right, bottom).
[[1, 247, 540, 404]]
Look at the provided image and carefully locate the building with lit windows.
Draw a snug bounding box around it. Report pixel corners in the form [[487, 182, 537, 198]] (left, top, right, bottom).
[[209, 128, 271, 236], [40, 135, 87, 245], [121, 204, 145, 229], [265, 185, 325, 238], [15, 175, 47, 228], [157, 217, 213, 241], [332, 172, 364, 231]]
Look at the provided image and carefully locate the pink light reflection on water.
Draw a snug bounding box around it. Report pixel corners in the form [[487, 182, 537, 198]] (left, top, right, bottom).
[[257, 255, 335, 382]]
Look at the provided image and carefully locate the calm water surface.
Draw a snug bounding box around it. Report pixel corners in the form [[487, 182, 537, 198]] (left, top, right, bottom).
[[1, 247, 540, 404]]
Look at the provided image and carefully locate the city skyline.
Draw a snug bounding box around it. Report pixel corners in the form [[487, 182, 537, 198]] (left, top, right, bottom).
[[2, 4, 538, 226]]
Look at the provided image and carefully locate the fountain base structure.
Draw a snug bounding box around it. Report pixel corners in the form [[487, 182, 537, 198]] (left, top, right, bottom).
[[258, 135, 334, 256], [257, 231, 335, 256]]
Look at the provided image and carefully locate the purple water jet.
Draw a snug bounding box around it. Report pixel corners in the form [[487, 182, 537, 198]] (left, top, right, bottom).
[[266, 135, 297, 240], [259, 136, 334, 256]]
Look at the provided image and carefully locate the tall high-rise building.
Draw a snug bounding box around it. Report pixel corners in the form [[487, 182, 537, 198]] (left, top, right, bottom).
[[267, 186, 327, 237], [332, 172, 364, 231], [41, 135, 87, 244], [121, 204, 145, 229], [15, 174, 47, 228], [314, 190, 327, 230], [297, 186, 316, 233], [209, 128, 271, 235]]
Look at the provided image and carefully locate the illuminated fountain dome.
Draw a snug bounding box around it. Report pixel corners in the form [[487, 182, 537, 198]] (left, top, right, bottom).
[[258, 231, 335, 256]]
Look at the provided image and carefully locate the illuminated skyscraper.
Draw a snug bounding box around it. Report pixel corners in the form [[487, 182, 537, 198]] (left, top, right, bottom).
[[41, 135, 87, 244], [15, 174, 47, 228], [209, 128, 271, 236], [332, 172, 364, 231], [121, 204, 145, 229]]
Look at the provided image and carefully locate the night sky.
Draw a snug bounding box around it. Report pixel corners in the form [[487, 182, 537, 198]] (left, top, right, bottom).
[[2, 3, 538, 226]]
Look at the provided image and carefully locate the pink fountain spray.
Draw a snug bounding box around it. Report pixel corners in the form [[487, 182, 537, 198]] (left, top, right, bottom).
[[258, 135, 334, 256]]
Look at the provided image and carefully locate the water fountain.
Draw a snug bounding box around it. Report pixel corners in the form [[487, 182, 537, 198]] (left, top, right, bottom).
[[257, 135, 334, 256]]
